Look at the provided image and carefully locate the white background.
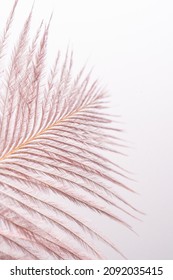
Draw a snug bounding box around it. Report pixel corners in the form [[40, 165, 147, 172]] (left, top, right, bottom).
[[1, 0, 173, 259]]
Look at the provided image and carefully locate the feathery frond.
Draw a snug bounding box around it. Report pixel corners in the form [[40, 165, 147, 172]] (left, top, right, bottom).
[[0, 1, 138, 259]]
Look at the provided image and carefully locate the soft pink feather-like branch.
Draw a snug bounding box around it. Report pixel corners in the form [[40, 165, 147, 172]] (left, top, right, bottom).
[[0, 1, 138, 259]]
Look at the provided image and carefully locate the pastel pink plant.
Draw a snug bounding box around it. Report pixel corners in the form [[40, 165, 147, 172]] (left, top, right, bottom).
[[0, 0, 138, 259]]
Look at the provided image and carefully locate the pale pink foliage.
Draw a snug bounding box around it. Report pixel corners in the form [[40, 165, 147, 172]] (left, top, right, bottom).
[[0, 1, 137, 259]]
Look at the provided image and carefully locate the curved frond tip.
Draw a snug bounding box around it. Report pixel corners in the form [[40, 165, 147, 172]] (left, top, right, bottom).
[[0, 1, 138, 259]]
